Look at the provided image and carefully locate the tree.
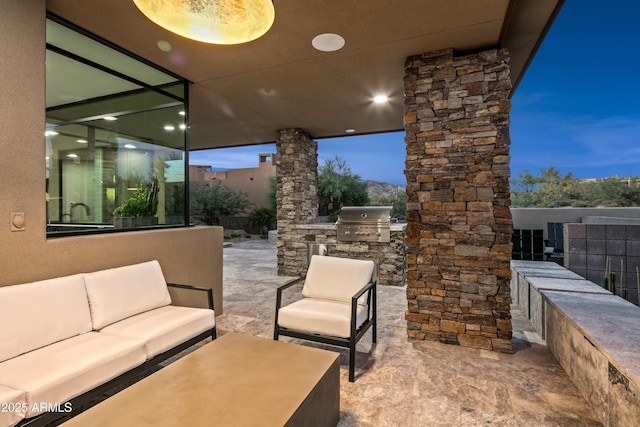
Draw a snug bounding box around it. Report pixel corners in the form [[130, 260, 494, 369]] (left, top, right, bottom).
[[247, 174, 278, 236], [248, 207, 276, 237], [317, 155, 369, 217], [190, 182, 252, 225], [510, 170, 544, 207], [266, 174, 277, 211], [510, 166, 640, 208], [369, 192, 406, 220]]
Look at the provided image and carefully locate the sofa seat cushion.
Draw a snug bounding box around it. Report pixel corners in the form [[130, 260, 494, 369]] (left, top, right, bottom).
[[0, 274, 92, 363], [302, 256, 375, 305], [99, 306, 215, 358], [277, 299, 369, 338], [0, 332, 146, 418], [84, 260, 172, 330], [0, 384, 26, 427]]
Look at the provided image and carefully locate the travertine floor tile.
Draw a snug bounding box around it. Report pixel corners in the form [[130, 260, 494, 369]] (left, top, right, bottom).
[[220, 238, 602, 426]]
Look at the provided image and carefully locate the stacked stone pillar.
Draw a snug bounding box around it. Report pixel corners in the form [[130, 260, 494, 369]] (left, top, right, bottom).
[[403, 48, 513, 352], [275, 128, 318, 276]]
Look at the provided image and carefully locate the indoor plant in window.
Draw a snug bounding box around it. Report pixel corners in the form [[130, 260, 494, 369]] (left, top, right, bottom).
[[113, 177, 160, 228]]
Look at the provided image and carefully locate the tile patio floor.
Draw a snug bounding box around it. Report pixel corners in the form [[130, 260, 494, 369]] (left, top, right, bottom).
[[215, 238, 601, 426]]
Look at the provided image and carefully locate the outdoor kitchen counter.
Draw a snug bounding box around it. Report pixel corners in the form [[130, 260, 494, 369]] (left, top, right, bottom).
[[288, 223, 406, 287], [296, 223, 406, 230]]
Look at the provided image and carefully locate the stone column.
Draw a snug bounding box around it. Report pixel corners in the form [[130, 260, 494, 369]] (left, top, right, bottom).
[[403, 48, 513, 352], [276, 128, 318, 276]]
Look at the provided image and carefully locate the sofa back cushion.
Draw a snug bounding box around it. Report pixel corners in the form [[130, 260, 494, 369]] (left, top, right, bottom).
[[84, 260, 171, 330], [0, 274, 92, 363], [302, 256, 374, 304]]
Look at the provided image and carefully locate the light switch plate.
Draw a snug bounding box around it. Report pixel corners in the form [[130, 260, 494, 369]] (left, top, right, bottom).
[[11, 212, 26, 231]]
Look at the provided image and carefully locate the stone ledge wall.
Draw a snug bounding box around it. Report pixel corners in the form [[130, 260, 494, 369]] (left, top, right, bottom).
[[403, 48, 513, 352], [276, 129, 318, 276], [284, 224, 406, 287]]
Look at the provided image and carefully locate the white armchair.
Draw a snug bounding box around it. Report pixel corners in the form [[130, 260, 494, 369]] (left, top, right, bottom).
[[274, 255, 377, 382]]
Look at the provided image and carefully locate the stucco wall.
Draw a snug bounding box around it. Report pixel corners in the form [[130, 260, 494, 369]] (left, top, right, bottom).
[[0, 2, 224, 314]]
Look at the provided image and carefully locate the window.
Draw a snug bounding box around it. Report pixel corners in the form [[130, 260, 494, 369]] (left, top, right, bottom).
[[45, 17, 188, 235]]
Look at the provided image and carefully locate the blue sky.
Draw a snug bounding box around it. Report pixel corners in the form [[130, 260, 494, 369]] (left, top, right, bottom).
[[190, 1, 640, 186]]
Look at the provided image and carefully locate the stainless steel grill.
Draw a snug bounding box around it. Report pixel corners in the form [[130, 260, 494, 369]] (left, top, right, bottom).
[[336, 206, 392, 243]]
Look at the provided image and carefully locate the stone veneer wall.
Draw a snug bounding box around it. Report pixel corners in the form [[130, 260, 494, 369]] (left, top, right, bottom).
[[283, 224, 406, 286], [276, 128, 318, 276], [403, 48, 513, 352]]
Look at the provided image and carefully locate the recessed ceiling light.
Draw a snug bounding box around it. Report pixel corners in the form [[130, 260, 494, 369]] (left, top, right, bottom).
[[124, 144, 137, 149], [76, 139, 87, 143], [373, 95, 389, 104], [179, 124, 187, 130], [312, 33, 345, 52], [103, 116, 117, 121], [259, 88, 276, 96], [66, 153, 78, 158], [44, 130, 58, 136], [345, 128, 356, 133], [157, 40, 172, 52], [164, 125, 175, 131], [179, 111, 186, 116]]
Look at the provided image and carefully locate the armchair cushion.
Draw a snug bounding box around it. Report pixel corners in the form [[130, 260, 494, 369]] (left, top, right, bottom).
[[302, 256, 374, 304], [84, 261, 171, 330], [277, 299, 369, 338]]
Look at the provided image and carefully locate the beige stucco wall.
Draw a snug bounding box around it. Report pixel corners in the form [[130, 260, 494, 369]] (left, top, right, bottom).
[[191, 162, 275, 210], [0, 2, 224, 314], [223, 164, 275, 209]]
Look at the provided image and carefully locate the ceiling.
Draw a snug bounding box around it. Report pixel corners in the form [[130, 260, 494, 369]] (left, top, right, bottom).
[[46, 0, 563, 151]]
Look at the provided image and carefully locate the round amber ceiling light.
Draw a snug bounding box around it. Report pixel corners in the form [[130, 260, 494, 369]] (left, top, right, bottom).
[[133, 0, 275, 45]]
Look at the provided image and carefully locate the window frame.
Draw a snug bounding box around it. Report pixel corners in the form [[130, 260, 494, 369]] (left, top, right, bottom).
[[45, 13, 191, 238]]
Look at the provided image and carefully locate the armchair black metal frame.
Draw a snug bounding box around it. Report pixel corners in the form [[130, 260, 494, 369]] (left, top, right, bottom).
[[274, 276, 377, 382]]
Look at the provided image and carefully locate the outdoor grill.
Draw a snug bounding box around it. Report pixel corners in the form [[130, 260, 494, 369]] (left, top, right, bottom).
[[336, 206, 392, 243]]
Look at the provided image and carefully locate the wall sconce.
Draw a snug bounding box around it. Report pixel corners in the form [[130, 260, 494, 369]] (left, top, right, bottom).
[[133, 0, 275, 45]]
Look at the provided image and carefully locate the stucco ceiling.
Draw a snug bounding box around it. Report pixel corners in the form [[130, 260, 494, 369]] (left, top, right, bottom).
[[46, 0, 563, 150]]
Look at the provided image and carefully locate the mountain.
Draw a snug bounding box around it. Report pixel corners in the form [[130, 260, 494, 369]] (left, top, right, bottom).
[[365, 180, 405, 199]]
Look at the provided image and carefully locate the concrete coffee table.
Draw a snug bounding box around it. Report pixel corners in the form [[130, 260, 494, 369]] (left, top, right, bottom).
[[63, 333, 340, 426]]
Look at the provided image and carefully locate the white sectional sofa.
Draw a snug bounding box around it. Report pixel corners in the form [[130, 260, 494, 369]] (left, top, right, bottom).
[[0, 260, 216, 427]]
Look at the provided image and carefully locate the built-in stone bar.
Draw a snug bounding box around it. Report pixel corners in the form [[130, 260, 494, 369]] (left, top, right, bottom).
[[281, 223, 406, 287], [403, 48, 513, 352]]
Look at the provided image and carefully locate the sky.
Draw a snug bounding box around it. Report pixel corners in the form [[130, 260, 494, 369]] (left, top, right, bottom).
[[189, 1, 640, 186]]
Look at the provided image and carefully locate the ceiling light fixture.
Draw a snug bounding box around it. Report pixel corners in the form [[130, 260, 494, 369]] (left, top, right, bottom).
[[44, 130, 59, 136], [312, 33, 345, 52], [133, 0, 275, 45], [345, 128, 356, 133], [179, 124, 187, 130], [103, 116, 118, 121], [164, 125, 176, 131], [76, 139, 88, 143], [124, 144, 137, 149]]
